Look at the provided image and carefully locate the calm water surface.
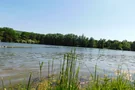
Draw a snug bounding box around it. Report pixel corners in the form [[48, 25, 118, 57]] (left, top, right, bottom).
[[1, 42, 135, 85]]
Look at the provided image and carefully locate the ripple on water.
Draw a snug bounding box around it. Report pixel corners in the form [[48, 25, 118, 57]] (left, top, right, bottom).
[[2, 67, 14, 70], [1, 44, 135, 86]]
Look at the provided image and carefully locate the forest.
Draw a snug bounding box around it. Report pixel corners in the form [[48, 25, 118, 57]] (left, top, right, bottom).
[[0, 27, 135, 51]]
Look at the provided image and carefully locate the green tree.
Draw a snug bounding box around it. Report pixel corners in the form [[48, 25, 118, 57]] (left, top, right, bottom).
[[131, 41, 135, 51], [88, 37, 96, 48], [21, 32, 30, 40], [63, 34, 77, 46], [105, 40, 112, 48], [122, 40, 131, 50], [78, 34, 89, 47], [0, 28, 4, 40], [2, 27, 17, 42], [97, 39, 106, 48]]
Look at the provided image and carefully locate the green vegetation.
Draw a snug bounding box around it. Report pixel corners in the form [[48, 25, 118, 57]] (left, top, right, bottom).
[[0, 27, 134, 51], [1, 50, 135, 90]]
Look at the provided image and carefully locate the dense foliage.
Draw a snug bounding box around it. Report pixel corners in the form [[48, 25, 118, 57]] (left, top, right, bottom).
[[0, 27, 135, 51]]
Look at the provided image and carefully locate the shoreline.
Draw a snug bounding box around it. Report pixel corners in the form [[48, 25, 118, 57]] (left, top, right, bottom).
[[0, 46, 32, 48]]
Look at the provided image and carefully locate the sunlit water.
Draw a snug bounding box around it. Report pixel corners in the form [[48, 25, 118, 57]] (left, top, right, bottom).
[[1, 42, 135, 85]]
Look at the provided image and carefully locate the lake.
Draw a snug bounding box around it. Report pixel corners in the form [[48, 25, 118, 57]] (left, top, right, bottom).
[[1, 42, 135, 85]]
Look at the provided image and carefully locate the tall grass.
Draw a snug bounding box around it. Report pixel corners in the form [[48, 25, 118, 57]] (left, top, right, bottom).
[[1, 78, 5, 90], [1, 50, 135, 90], [27, 73, 32, 90], [54, 49, 80, 90], [39, 62, 44, 81]]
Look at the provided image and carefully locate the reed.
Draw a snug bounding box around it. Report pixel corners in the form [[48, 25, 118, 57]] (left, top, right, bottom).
[[1, 78, 5, 90], [27, 73, 32, 90], [39, 62, 44, 81]]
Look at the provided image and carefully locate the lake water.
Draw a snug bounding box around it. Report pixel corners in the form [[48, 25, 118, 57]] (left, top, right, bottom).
[[1, 42, 135, 85]]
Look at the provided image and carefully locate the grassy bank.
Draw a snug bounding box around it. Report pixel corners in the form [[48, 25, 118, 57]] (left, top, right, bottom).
[[1, 50, 135, 90]]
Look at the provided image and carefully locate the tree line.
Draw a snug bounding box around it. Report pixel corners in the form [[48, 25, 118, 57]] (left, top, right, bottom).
[[0, 27, 135, 51]]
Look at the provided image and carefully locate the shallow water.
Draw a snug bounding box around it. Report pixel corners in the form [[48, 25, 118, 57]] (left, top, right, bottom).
[[1, 42, 135, 85]]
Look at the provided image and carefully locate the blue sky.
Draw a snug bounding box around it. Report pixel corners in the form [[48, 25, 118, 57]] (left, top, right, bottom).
[[0, 0, 135, 41]]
